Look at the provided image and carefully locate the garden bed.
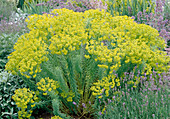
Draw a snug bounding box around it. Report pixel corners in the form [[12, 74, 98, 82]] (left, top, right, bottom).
[[0, 0, 169, 119]]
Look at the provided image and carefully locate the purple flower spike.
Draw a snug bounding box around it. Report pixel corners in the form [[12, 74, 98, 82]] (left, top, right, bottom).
[[36, 3, 45, 6], [160, 29, 167, 37], [99, 99, 101, 103], [122, 91, 125, 96], [152, 114, 155, 117], [73, 101, 77, 105], [145, 101, 148, 106], [108, 99, 111, 103], [82, 103, 86, 108]]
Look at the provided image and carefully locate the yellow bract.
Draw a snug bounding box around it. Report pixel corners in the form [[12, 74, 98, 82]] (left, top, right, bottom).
[[5, 36, 48, 78], [91, 75, 117, 97], [51, 116, 63, 119], [12, 88, 38, 119], [36, 77, 60, 95]]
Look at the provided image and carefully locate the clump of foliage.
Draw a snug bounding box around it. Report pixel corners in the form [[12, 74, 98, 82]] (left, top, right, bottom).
[[163, 0, 170, 21], [5, 8, 169, 118], [106, 0, 155, 17], [0, 70, 27, 119], [0, 19, 27, 35], [0, 6, 28, 35], [134, 0, 170, 47], [20, 0, 107, 15], [0, 0, 17, 21], [54, 0, 107, 12], [0, 33, 20, 69], [99, 71, 170, 118]]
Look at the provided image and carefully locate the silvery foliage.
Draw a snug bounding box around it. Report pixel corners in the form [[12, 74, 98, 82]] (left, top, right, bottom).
[[0, 69, 10, 83], [0, 69, 26, 119], [9, 8, 28, 25]]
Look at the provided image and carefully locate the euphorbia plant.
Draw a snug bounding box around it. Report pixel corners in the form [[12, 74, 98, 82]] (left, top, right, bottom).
[[6, 8, 169, 118]]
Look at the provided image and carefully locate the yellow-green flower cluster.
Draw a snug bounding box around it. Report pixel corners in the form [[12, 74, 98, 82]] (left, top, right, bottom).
[[36, 77, 75, 102], [115, 23, 166, 49], [5, 34, 48, 78], [51, 116, 63, 119], [49, 9, 88, 55], [25, 13, 57, 42], [37, 77, 60, 95], [12, 88, 38, 119], [127, 76, 141, 88], [61, 90, 75, 102], [90, 75, 120, 98], [118, 40, 169, 74], [85, 40, 122, 72]]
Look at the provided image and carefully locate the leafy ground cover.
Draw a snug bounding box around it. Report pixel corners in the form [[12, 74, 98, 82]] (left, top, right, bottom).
[[0, 0, 169, 119]]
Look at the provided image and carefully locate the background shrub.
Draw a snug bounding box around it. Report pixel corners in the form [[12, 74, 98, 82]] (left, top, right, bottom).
[[19, 0, 107, 15], [106, 0, 155, 17], [0, 0, 17, 21]]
